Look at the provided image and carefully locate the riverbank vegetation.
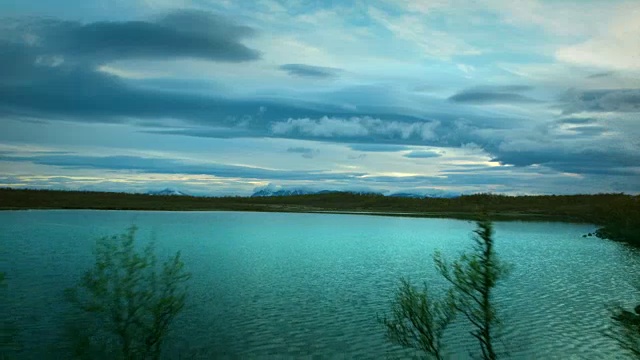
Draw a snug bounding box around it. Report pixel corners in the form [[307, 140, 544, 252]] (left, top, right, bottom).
[[1, 188, 638, 246]]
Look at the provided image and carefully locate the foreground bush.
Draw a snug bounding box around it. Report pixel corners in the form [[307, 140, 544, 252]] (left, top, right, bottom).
[[383, 220, 511, 359], [64, 226, 191, 360], [380, 278, 456, 359]]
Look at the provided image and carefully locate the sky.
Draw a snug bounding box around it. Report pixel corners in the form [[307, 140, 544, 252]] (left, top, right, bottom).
[[1, 0, 639, 196]]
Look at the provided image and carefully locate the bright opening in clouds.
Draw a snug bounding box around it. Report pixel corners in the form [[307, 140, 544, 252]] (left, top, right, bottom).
[[1, 0, 639, 196]]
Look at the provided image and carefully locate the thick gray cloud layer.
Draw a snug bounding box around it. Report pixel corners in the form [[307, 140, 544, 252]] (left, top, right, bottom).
[[490, 147, 640, 176], [4, 10, 260, 64], [0, 15, 425, 128], [0, 12, 270, 122]]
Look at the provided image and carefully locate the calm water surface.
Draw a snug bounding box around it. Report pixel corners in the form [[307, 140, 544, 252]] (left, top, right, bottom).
[[1, 210, 639, 359]]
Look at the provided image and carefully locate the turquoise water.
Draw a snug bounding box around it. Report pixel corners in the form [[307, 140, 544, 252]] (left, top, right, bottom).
[[1, 210, 639, 359]]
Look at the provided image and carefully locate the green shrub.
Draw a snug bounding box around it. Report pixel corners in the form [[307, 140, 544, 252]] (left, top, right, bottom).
[[435, 220, 512, 360], [380, 278, 456, 359], [64, 226, 191, 360], [383, 220, 512, 360]]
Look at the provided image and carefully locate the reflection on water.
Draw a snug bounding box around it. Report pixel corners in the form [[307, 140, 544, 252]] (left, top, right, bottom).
[[1, 210, 639, 359]]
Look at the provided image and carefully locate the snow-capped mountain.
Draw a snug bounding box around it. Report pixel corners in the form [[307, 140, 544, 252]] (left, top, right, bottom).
[[250, 185, 383, 197], [146, 188, 189, 196], [250, 184, 458, 198], [251, 188, 317, 197]]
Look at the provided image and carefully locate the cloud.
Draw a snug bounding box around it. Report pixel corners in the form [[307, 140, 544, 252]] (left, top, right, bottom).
[[0, 45, 349, 125], [1, 33, 441, 132], [568, 126, 607, 137], [494, 0, 609, 37], [4, 10, 260, 64], [271, 116, 439, 140], [279, 64, 341, 78], [403, 150, 443, 159], [347, 154, 367, 160], [0, 64, 250, 122], [368, 6, 481, 59], [560, 89, 640, 114], [286, 146, 319, 158], [491, 141, 640, 176], [556, 117, 596, 125], [0, 154, 365, 181], [347, 144, 411, 152], [0, 12, 269, 123], [449, 92, 538, 104], [448, 85, 539, 104], [587, 72, 614, 79], [555, 3, 640, 70]]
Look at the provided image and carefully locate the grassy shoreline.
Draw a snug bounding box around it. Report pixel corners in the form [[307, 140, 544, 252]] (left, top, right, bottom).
[[0, 187, 633, 219]]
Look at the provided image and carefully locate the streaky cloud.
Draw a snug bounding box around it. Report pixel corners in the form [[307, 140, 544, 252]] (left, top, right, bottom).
[[403, 150, 442, 158], [449, 90, 539, 104], [279, 64, 341, 78], [556, 117, 597, 125], [560, 88, 640, 114], [0, 154, 365, 181], [348, 144, 411, 152], [587, 71, 614, 79], [286, 147, 319, 159]]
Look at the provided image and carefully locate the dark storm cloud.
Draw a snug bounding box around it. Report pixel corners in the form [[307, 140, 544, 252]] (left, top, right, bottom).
[[0, 12, 268, 121], [7, 10, 260, 64], [490, 147, 640, 176], [1, 36, 423, 129], [448, 85, 539, 104], [403, 150, 442, 158], [0, 49, 356, 124], [0, 154, 365, 181], [279, 64, 341, 78], [0, 64, 259, 122], [560, 89, 640, 114]]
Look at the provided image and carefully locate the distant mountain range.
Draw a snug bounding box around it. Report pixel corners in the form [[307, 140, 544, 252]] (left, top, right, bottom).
[[143, 187, 459, 198], [250, 188, 380, 197], [390, 191, 461, 199], [250, 187, 459, 198], [146, 188, 189, 196]]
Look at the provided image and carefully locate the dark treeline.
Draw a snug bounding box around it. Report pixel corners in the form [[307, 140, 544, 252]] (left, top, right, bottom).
[[1, 188, 638, 246]]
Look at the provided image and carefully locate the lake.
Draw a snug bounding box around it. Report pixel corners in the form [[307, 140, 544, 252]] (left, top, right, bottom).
[[1, 210, 639, 359]]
